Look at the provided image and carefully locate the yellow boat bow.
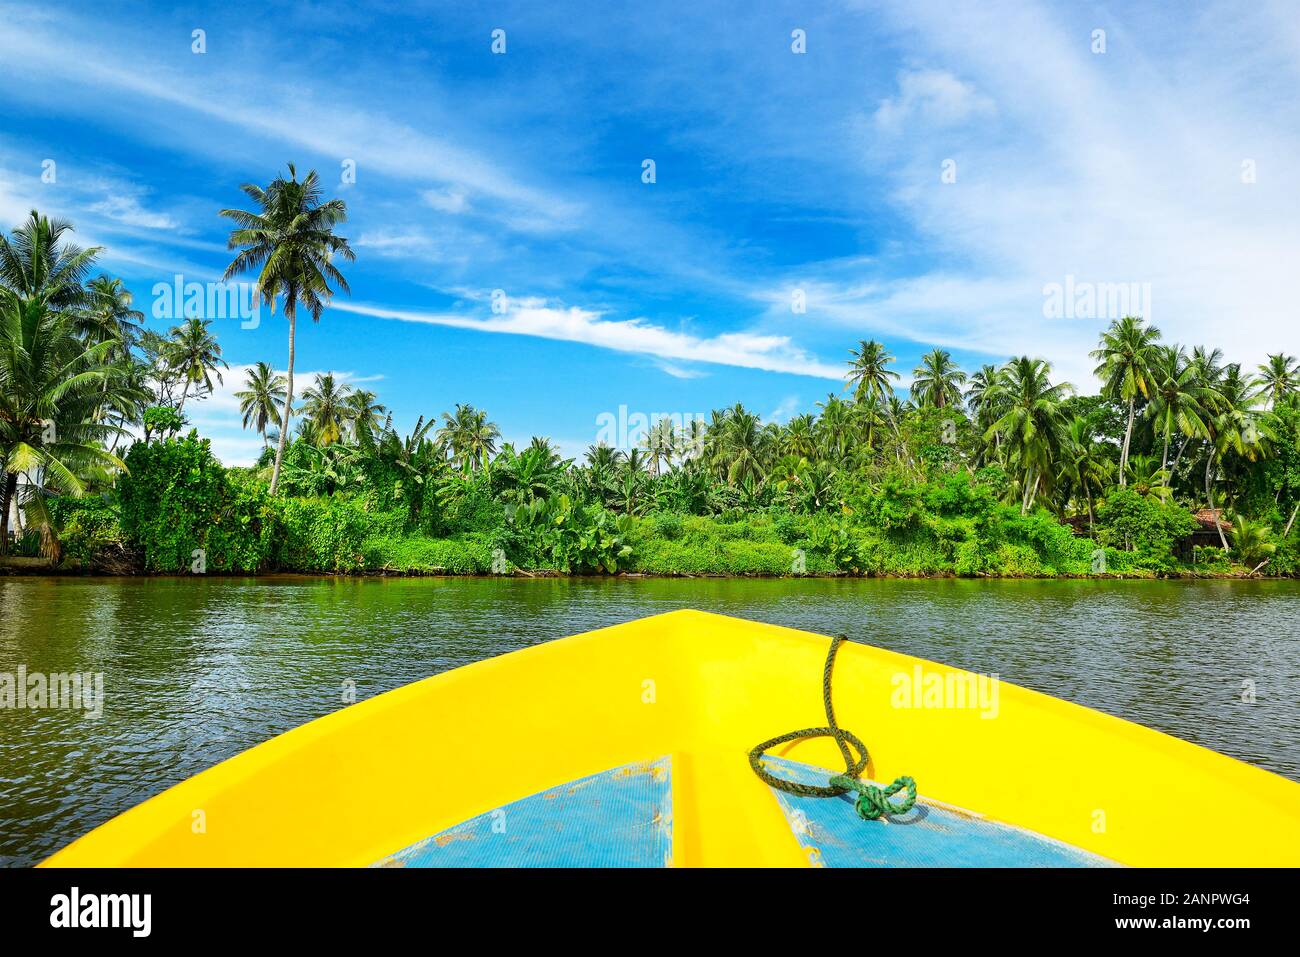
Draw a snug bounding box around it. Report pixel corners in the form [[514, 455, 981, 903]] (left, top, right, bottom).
[[42, 610, 1300, 867]]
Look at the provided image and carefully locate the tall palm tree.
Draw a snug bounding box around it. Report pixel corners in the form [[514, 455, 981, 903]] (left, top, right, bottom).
[[985, 357, 1072, 513], [845, 339, 914, 471], [677, 418, 708, 465], [1057, 415, 1112, 531], [845, 339, 900, 404], [221, 164, 355, 494], [1257, 353, 1299, 408], [1204, 365, 1274, 549], [814, 394, 855, 461], [235, 362, 287, 448], [911, 348, 967, 409], [299, 373, 353, 447], [1091, 316, 1161, 486], [1145, 345, 1218, 474], [640, 418, 675, 476], [437, 403, 500, 472], [965, 363, 1008, 465], [167, 317, 227, 413]]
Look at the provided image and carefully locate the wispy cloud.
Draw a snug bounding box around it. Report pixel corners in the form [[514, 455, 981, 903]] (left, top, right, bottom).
[[335, 299, 843, 379], [87, 194, 178, 230]]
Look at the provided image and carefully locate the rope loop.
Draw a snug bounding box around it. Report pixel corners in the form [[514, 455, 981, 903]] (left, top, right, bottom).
[[748, 635, 918, 822]]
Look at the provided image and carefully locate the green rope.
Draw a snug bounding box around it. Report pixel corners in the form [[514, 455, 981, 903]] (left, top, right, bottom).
[[748, 635, 918, 822]]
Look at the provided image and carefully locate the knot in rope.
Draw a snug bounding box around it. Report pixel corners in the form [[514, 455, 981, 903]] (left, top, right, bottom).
[[828, 774, 918, 820]]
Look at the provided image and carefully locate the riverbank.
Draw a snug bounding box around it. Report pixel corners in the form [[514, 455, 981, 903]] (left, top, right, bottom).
[[0, 554, 1274, 579], [13, 433, 1295, 582]]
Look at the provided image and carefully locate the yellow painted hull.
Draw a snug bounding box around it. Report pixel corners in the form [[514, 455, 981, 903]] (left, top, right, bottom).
[[42, 610, 1300, 867]]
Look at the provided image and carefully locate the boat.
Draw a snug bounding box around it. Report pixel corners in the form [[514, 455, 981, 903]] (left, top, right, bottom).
[[42, 610, 1300, 867]]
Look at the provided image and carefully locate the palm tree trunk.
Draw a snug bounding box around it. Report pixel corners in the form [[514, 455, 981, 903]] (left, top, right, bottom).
[[1205, 456, 1229, 550], [177, 380, 190, 414], [1119, 396, 1135, 486], [1086, 488, 1095, 535], [1020, 469, 1035, 514], [1170, 436, 1188, 481], [0, 472, 17, 555], [1160, 427, 1170, 474], [1283, 500, 1299, 539], [269, 311, 296, 495]]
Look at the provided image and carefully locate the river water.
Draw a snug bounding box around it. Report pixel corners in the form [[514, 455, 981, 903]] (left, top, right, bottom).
[[2, 575, 1297, 866]]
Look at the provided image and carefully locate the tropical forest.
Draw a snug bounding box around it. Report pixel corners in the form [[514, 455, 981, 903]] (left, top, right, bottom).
[[3, 171, 1299, 580]]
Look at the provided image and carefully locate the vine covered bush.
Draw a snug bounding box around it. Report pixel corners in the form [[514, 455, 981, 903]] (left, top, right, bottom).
[[119, 433, 275, 572]]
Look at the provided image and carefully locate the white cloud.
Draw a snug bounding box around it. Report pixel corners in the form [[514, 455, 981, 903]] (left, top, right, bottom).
[[87, 194, 177, 230], [874, 69, 995, 133], [334, 299, 844, 380], [421, 187, 470, 214], [800, 0, 1300, 389], [653, 360, 707, 379]]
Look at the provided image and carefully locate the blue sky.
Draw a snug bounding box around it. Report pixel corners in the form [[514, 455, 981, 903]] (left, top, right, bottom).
[[2, 0, 1299, 464]]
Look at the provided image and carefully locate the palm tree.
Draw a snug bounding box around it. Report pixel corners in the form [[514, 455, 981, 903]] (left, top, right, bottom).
[[845, 339, 916, 471], [846, 339, 900, 404], [1091, 316, 1161, 486], [1146, 345, 1218, 474], [781, 413, 818, 460], [911, 348, 967, 409], [1229, 515, 1276, 570], [344, 389, 386, 443], [437, 403, 500, 472], [0, 296, 126, 554], [167, 317, 227, 412], [677, 418, 708, 465], [985, 357, 1072, 513], [79, 275, 143, 359], [719, 405, 768, 486], [1257, 353, 1299, 408], [1124, 454, 1173, 503], [814, 394, 855, 461], [221, 164, 355, 494], [1057, 415, 1111, 531], [299, 373, 353, 447], [0, 211, 101, 311], [0, 212, 121, 555], [640, 418, 675, 476], [965, 363, 1008, 465], [235, 362, 287, 448], [1204, 365, 1274, 549]]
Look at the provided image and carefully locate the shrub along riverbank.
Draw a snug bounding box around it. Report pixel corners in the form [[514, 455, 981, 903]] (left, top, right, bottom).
[[29, 432, 1294, 579]]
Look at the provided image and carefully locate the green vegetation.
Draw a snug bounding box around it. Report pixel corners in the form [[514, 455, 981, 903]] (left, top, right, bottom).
[[4, 186, 1300, 578]]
